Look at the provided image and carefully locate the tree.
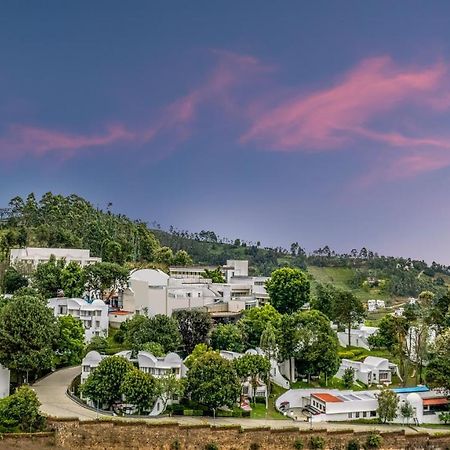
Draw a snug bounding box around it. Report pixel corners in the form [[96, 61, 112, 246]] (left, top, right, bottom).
[[84, 262, 129, 301], [368, 315, 399, 351], [233, 354, 270, 404], [333, 290, 365, 346], [120, 368, 158, 414], [0, 294, 58, 382], [2, 267, 28, 294], [157, 373, 185, 413], [173, 309, 212, 355], [211, 323, 246, 353], [278, 310, 339, 380], [438, 411, 450, 425], [342, 367, 355, 389], [32, 256, 65, 298], [172, 250, 193, 266], [238, 304, 281, 348], [154, 247, 174, 265], [141, 342, 165, 357], [55, 315, 85, 366], [60, 261, 85, 298], [376, 389, 399, 423], [0, 385, 46, 432], [81, 356, 134, 408], [85, 336, 109, 354], [259, 323, 278, 361], [184, 343, 214, 369], [186, 351, 241, 413], [400, 401, 414, 424], [202, 268, 226, 283], [265, 267, 310, 314], [426, 328, 450, 391], [310, 283, 337, 321], [123, 314, 181, 354]]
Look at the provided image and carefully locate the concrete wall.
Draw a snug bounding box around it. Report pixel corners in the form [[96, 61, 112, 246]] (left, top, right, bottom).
[[44, 419, 450, 449]]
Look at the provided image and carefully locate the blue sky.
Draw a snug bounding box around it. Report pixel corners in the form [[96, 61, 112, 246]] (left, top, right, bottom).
[[1, 1, 450, 263]]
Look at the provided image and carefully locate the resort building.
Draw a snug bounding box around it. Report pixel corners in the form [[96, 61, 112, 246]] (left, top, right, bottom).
[[10, 247, 101, 269], [48, 297, 109, 342]]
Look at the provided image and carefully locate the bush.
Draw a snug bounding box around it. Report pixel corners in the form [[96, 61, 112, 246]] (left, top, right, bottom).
[[346, 440, 360, 450], [338, 351, 356, 359], [232, 410, 243, 417], [309, 436, 325, 450], [171, 440, 181, 450], [216, 409, 233, 417], [293, 439, 304, 449], [205, 444, 219, 450], [365, 433, 382, 449], [250, 444, 261, 450], [183, 409, 204, 416], [242, 410, 251, 417]]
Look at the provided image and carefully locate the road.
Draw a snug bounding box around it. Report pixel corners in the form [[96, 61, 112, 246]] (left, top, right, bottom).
[[33, 366, 449, 434]]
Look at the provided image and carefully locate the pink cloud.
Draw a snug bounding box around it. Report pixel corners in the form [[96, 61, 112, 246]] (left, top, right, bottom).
[[241, 56, 448, 151], [0, 50, 264, 161]]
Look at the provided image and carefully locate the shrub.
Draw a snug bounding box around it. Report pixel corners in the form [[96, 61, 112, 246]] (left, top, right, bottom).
[[232, 410, 243, 417], [171, 440, 181, 450], [338, 351, 356, 359], [205, 444, 219, 450], [216, 409, 233, 417], [183, 409, 194, 416], [242, 410, 251, 417], [346, 439, 360, 450], [309, 436, 325, 450], [293, 439, 304, 449], [250, 444, 261, 450], [365, 433, 382, 449]]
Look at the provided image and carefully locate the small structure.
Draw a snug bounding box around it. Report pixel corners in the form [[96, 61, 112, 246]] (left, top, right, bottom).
[[367, 299, 385, 312], [337, 326, 379, 350], [0, 365, 10, 399], [336, 356, 398, 386], [48, 297, 109, 342]]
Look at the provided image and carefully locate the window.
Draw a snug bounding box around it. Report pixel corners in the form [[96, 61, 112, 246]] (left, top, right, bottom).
[[363, 412, 367, 418], [370, 411, 376, 417], [348, 413, 352, 419], [356, 412, 360, 418]]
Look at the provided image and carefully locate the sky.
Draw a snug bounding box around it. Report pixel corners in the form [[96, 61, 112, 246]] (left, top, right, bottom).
[[1, 1, 450, 263]]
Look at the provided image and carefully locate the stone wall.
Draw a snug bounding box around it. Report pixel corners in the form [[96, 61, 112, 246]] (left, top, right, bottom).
[[44, 419, 450, 450]]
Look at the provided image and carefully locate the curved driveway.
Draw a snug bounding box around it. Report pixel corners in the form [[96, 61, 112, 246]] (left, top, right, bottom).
[[33, 366, 447, 434]]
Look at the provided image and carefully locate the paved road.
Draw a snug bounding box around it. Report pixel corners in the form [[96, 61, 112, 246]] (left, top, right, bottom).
[[32, 366, 449, 435]]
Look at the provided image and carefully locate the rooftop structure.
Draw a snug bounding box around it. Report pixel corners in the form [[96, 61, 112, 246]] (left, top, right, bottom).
[[10, 247, 101, 268]]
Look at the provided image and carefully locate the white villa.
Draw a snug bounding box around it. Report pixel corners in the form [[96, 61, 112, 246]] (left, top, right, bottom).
[[337, 326, 379, 350], [367, 299, 385, 312], [81, 350, 186, 415], [118, 260, 268, 322], [0, 365, 10, 399], [10, 247, 101, 269], [48, 297, 109, 342], [276, 386, 449, 424], [336, 356, 399, 386]]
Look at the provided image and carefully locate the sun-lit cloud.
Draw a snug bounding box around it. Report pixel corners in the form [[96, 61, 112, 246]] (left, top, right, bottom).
[[0, 50, 265, 161]]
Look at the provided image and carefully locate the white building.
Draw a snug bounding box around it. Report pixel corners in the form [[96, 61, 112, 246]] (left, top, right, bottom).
[[367, 299, 385, 312], [122, 262, 268, 317], [48, 297, 109, 342], [10, 247, 101, 268], [0, 365, 10, 399], [337, 326, 379, 350], [336, 356, 399, 386], [276, 386, 449, 424]]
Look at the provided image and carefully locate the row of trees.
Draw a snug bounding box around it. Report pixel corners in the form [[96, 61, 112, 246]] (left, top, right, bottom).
[[0, 293, 86, 382]]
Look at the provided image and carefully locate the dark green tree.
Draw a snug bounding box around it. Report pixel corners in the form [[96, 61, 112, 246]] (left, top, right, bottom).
[[81, 356, 134, 408], [211, 323, 246, 353], [0, 294, 58, 382], [186, 351, 241, 413], [173, 309, 212, 355], [84, 262, 129, 301], [265, 267, 310, 313], [333, 290, 366, 346], [233, 354, 270, 403], [120, 368, 158, 414], [55, 315, 85, 366], [376, 389, 399, 423], [2, 267, 28, 295]]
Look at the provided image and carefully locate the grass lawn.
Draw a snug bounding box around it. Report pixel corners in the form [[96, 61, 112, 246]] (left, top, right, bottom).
[[249, 384, 289, 420]]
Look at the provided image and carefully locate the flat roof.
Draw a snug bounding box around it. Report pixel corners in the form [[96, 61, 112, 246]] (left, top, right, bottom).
[[423, 398, 449, 406], [312, 393, 343, 403]]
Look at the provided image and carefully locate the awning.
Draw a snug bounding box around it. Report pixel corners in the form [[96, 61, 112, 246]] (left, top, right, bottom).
[[423, 398, 449, 406]]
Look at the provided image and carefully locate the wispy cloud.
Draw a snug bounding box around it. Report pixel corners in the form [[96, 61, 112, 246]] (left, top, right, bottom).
[[0, 50, 265, 161]]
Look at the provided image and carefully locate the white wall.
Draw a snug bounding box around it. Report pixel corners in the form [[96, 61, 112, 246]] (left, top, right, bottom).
[[0, 365, 10, 399]]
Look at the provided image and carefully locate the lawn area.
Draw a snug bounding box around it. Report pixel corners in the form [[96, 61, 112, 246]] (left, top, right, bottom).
[[250, 384, 289, 420]]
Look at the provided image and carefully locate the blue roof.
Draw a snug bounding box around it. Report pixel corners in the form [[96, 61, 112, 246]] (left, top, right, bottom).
[[392, 386, 429, 394]]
